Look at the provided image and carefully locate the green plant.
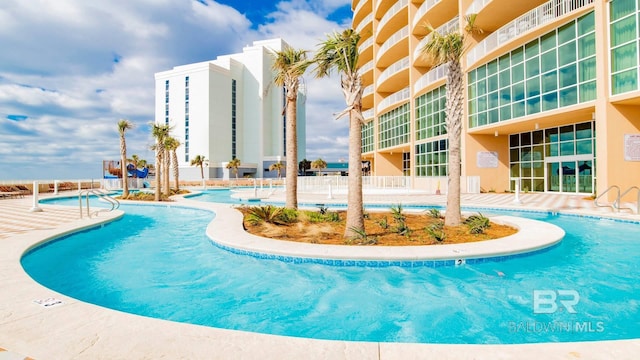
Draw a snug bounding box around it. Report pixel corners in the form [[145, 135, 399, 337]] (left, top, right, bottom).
[[347, 226, 377, 245], [426, 223, 446, 242], [426, 208, 442, 219], [318, 205, 328, 215], [305, 211, 326, 223], [464, 213, 490, 234], [390, 203, 405, 222], [245, 205, 297, 225], [376, 216, 389, 230], [324, 211, 341, 222]]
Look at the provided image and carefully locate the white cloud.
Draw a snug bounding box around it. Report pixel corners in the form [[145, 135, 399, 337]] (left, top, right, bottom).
[[0, 0, 353, 180]]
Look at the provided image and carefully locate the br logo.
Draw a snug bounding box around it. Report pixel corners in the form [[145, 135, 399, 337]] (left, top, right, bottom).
[[533, 290, 579, 314]]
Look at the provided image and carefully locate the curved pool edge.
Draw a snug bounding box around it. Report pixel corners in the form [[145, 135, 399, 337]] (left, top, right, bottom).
[[1, 197, 638, 359], [205, 205, 565, 265]]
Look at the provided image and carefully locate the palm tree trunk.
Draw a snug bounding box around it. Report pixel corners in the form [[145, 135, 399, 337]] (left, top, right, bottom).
[[172, 150, 179, 192], [445, 59, 463, 226], [343, 74, 365, 238], [120, 138, 129, 198], [285, 82, 298, 209], [163, 148, 170, 196], [155, 151, 162, 202]]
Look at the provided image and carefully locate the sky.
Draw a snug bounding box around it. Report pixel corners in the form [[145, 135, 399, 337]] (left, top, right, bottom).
[[0, 0, 353, 180]]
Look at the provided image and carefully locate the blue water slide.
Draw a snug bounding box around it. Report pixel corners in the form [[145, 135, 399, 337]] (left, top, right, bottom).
[[126, 164, 149, 178]]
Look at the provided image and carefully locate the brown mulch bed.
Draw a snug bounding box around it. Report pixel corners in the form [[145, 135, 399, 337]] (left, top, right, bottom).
[[238, 207, 517, 246]]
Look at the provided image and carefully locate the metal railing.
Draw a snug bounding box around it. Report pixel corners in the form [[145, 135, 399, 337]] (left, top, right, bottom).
[[414, 64, 448, 93], [466, 0, 594, 65], [79, 189, 120, 219], [594, 185, 640, 214]]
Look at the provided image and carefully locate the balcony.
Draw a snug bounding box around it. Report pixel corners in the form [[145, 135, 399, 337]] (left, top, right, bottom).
[[467, 0, 595, 66], [414, 64, 448, 94], [375, 0, 396, 20], [356, 13, 373, 35], [359, 36, 374, 62], [376, 26, 409, 67], [377, 0, 408, 41], [377, 57, 410, 93], [413, 16, 459, 66], [362, 108, 374, 121], [360, 59, 374, 84], [412, 0, 457, 36], [362, 84, 374, 108], [378, 87, 410, 113], [353, 0, 372, 28], [465, 0, 491, 15]]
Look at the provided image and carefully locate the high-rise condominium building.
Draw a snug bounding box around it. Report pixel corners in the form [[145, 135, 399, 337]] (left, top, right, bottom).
[[154, 38, 306, 180], [355, 0, 640, 197]]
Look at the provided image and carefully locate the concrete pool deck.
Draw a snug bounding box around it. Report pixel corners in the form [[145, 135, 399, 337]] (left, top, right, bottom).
[[1, 190, 639, 359]]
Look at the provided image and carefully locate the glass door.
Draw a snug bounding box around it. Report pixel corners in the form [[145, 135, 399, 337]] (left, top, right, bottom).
[[547, 162, 560, 192], [546, 159, 593, 193], [577, 160, 593, 193], [561, 161, 576, 192]]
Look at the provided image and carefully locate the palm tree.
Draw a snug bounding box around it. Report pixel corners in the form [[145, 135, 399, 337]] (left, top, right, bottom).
[[226, 158, 241, 182], [162, 138, 171, 197], [269, 161, 284, 179], [129, 154, 140, 179], [420, 15, 481, 227], [272, 46, 311, 209], [311, 158, 327, 175], [151, 123, 170, 201], [165, 136, 181, 192], [190, 155, 207, 185], [313, 29, 365, 238], [298, 158, 311, 176], [117, 119, 134, 198]]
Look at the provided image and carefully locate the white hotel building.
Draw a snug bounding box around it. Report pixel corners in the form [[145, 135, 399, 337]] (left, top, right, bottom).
[[154, 38, 306, 180]]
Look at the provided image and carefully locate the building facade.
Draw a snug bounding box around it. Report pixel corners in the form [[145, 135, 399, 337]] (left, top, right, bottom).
[[355, 0, 640, 198], [154, 38, 306, 180]]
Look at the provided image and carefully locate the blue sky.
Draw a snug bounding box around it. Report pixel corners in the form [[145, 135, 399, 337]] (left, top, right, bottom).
[[0, 0, 353, 180]]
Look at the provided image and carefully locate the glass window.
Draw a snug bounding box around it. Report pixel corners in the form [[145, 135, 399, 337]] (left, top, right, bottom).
[[559, 86, 577, 106], [489, 91, 499, 108], [579, 57, 596, 82], [575, 122, 592, 139], [487, 60, 498, 75], [547, 142, 559, 157], [526, 57, 540, 78], [477, 65, 486, 79], [540, 32, 556, 52], [510, 148, 519, 162], [541, 49, 557, 72], [578, 12, 595, 36], [512, 82, 525, 101], [612, 69, 638, 94], [527, 96, 541, 115], [558, 22, 576, 45], [527, 77, 540, 97], [558, 42, 576, 67], [560, 125, 574, 141], [611, 43, 638, 72], [560, 141, 575, 156], [513, 101, 526, 118], [579, 81, 596, 102], [576, 140, 593, 155], [542, 92, 558, 111], [559, 65, 577, 88], [500, 105, 511, 121], [499, 54, 510, 70], [611, 15, 637, 47], [511, 47, 524, 64], [500, 88, 511, 105], [499, 69, 510, 88], [526, 40, 539, 58], [578, 33, 596, 58], [477, 79, 487, 96], [533, 130, 544, 145], [488, 109, 499, 124], [488, 74, 498, 92], [542, 71, 558, 93], [512, 63, 524, 83], [546, 127, 559, 143], [510, 134, 519, 147], [610, 0, 636, 21]]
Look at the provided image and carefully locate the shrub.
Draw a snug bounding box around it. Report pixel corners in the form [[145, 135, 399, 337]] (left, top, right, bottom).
[[348, 226, 377, 245], [376, 216, 389, 230], [426, 223, 446, 242], [464, 213, 490, 234], [426, 208, 442, 219], [246, 205, 297, 225]]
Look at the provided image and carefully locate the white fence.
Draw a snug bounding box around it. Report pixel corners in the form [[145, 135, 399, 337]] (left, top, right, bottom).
[[297, 176, 481, 194]]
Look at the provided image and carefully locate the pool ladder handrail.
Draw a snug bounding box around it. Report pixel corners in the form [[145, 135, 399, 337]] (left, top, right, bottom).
[[78, 189, 120, 219], [594, 185, 640, 214]]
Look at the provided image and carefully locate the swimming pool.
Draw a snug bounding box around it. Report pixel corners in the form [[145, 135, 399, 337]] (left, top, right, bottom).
[[22, 194, 640, 344]]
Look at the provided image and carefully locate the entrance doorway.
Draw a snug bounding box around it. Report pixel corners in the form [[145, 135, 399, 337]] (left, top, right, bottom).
[[546, 158, 593, 193]]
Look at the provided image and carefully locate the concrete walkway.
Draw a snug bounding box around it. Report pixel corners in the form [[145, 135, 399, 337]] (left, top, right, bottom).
[[1, 190, 639, 359]]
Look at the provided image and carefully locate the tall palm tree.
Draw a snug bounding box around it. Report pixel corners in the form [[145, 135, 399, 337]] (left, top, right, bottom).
[[420, 15, 480, 226], [299, 158, 311, 176], [269, 161, 284, 179], [117, 119, 134, 198], [226, 158, 241, 182], [165, 136, 181, 192], [311, 158, 327, 175], [272, 46, 311, 209], [313, 28, 365, 238], [162, 138, 171, 197], [151, 123, 170, 201], [190, 155, 207, 184]]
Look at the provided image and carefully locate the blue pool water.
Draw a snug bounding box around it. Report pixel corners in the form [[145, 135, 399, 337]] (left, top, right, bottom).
[[21, 193, 640, 344]]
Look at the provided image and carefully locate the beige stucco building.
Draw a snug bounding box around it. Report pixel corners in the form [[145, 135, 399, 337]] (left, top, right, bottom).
[[355, 0, 640, 199]]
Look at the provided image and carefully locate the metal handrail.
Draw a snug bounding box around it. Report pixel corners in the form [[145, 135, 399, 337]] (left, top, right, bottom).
[[594, 185, 620, 212], [619, 186, 640, 214], [79, 189, 120, 219]]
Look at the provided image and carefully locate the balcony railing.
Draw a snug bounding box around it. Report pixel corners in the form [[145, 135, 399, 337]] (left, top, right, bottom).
[[413, 0, 443, 28], [378, 87, 410, 112], [376, 26, 409, 62], [353, 0, 366, 17], [413, 16, 459, 60], [414, 64, 448, 93], [360, 59, 374, 74], [465, 0, 491, 15], [362, 108, 374, 120], [356, 13, 373, 34], [466, 0, 595, 65], [377, 56, 410, 85], [359, 36, 374, 54], [377, 0, 409, 37], [363, 84, 374, 97]]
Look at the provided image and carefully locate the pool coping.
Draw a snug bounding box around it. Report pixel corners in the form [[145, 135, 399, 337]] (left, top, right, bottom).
[[1, 194, 639, 359]]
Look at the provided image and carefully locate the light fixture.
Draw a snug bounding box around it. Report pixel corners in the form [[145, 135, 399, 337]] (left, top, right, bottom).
[[535, 123, 539, 130], [494, 131, 498, 137]]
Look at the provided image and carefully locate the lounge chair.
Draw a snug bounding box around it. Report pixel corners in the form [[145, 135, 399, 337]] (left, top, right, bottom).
[[0, 186, 22, 198]]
